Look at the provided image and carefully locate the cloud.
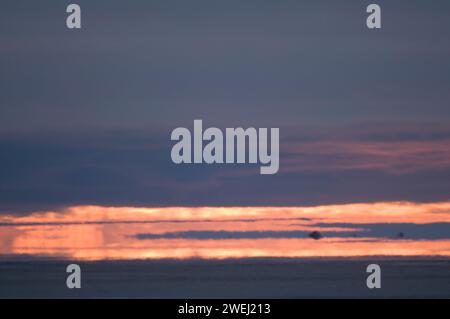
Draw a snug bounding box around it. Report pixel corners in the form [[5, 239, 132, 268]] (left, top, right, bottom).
[[135, 230, 354, 240], [314, 222, 450, 240], [0, 124, 450, 213], [134, 222, 450, 240], [283, 134, 450, 174]]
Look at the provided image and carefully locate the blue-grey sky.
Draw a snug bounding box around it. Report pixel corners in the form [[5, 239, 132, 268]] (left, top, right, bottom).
[[0, 0, 450, 213]]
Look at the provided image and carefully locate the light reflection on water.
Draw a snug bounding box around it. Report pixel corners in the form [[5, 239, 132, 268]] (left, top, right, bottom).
[[1, 202, 450, 261]]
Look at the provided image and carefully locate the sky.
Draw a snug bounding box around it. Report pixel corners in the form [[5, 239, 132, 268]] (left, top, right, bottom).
[[1, 0, 450, 214]]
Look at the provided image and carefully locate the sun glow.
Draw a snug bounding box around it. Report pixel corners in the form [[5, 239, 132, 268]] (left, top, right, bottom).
[[1, 202, 450, 261]]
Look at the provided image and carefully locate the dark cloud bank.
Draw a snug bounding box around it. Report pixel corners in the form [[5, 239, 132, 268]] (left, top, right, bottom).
[[134, 222, 450, 241], [1, 125, 450, 214]]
